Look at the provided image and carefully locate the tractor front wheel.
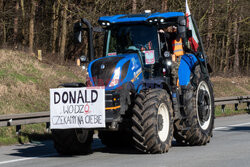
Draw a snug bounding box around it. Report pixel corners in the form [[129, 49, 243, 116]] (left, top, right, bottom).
[[52, 129, 93, 155], [131, 89, 174, 153]]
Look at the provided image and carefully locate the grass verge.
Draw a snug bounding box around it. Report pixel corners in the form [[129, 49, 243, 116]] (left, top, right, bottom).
[[215, 104, 250, 117], [0, 123, 52, 146], [0, 49, 84, 145]]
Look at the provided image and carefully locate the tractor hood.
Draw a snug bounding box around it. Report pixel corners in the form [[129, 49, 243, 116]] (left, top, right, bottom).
[[87, 53, 143, 90]]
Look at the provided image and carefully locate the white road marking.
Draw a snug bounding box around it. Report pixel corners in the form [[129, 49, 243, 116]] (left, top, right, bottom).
[[0, 153, 57, 165], [214, 122, 250, 130]]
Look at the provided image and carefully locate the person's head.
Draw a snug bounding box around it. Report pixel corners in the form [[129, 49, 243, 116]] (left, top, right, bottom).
[[166, 26, 173, 33], [165, 26, 177, 33]]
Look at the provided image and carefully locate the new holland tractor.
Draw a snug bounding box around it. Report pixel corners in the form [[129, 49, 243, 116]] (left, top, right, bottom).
[[50, 11, 214, 155]]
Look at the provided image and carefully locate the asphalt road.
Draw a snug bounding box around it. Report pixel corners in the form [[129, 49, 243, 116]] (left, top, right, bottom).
[[0, 114, 250, 167]]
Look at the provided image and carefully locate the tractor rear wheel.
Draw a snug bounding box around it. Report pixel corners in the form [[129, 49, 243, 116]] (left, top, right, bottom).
[[52, 129, 93, 155], [131, 89, 173, 153], [174, 66, 215, 145]]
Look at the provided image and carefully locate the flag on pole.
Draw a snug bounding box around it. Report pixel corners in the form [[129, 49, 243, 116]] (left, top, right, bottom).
[[186, 0, 199, 52]]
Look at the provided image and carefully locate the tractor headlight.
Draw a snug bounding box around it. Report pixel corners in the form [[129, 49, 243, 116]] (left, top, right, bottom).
[[109, 67, 121, 87], [99, 21, 111, 27], [167, 61, 172, 66], [147, 17, 165, 24]]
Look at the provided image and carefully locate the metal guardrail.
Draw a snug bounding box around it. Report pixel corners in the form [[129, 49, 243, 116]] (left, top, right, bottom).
[[214, 95, 250, 112], [0, 111, 50, 134], [0, 95, 249, 133]]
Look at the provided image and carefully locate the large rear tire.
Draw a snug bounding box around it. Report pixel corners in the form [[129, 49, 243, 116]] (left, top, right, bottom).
[[174, 66, 215, 145], [131, 89, 174, 153], [52, 129, 93, 155]]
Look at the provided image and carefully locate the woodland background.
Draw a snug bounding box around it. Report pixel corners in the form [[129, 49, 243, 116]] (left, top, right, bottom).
[[0, 0, 249, 75]]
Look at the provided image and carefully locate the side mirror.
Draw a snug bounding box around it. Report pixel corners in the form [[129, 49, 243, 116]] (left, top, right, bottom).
[[178, 16, 186, 26], [163, 51, 171, 59], [74, 22, 82, 43], [177, 16, 186, 39], [80, 55, 87, 63]]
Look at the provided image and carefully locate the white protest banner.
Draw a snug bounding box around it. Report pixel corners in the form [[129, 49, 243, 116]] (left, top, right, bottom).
[[50, 87, 105, 129]]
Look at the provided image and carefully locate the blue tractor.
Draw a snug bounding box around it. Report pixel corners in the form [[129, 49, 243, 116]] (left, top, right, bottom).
[[51, 11, 214, 154]]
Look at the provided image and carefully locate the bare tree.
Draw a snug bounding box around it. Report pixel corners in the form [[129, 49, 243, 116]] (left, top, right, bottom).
[[132, 0, 136, 14], [161, 0, 168, 12], [52, 0, 59, 54], [206, 0, 214, 49], [14, 0, 19, 47], [0, 0, 6, 45], [59, 0, 68, 60], [224, 0, 233, 72], [0, 0, 2, 43], [233, 2, 240, 74], [29, 0, 37, 53], [20, 0, 26, 45]]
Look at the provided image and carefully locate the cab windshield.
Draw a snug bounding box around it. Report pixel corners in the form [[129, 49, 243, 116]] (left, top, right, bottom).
[[106, 24, 160, 64]]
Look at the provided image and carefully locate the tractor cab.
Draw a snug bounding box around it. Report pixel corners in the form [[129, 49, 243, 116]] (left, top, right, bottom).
[[75, 12, 200, 91], [98, 12, 189, 79]]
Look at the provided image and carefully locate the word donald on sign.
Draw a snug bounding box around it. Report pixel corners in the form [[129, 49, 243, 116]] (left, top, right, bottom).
[[50, 87, 105, 129]]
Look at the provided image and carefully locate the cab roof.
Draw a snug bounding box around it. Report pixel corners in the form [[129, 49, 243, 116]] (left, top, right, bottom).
[[98, 12, 185, 24]]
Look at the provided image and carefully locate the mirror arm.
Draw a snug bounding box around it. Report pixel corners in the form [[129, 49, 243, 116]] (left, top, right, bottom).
[[81, 18, 94, 61]]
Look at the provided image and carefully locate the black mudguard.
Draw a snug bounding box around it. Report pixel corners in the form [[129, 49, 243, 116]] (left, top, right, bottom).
[[58, 82, 86, 88], [138, 77, 171, 93]]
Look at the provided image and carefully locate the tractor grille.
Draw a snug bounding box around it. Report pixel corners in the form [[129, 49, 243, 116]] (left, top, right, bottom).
[[91, 57, 124, 86]]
